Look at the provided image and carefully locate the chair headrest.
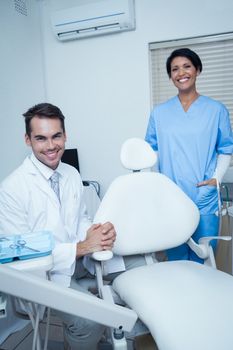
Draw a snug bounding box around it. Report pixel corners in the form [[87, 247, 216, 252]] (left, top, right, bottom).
[[120, 138, 157, 171]]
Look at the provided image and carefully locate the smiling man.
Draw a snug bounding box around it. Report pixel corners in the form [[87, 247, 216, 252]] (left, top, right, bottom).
[[0, 103, 116, 350]]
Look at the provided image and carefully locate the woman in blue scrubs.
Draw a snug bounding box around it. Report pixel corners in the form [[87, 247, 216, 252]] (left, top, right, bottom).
[[145, 48, 233, 263]]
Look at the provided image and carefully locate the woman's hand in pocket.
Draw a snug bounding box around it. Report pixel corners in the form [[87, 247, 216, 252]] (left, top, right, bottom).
[[196, 178, 217, 187]]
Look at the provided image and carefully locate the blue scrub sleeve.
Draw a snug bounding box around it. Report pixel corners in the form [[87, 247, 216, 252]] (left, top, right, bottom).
[[216, 105, 233, 154], [145, 111, 158, 151]]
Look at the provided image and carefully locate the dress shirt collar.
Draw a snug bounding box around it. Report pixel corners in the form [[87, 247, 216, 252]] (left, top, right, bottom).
[[30, 153, 62, 180]]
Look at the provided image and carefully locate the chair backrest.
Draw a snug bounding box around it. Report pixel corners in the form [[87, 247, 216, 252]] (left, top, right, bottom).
[[94, 138, 200, 256], [120, 137, 157, 171]]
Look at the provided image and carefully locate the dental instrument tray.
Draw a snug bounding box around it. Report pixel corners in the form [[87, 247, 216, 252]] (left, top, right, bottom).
[[0, 231, 54, 263]]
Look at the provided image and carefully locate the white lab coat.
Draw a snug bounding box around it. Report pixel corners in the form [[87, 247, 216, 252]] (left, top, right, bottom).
[[0, 155, 91, 286]]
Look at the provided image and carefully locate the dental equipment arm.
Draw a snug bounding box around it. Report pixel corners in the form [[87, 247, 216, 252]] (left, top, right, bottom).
[[0, 264, 137, 332]]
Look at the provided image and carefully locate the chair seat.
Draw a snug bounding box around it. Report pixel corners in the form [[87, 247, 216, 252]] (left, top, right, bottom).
[[113, 261, 233, 350]]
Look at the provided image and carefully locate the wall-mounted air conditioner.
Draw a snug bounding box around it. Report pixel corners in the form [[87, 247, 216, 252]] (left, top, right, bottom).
[[51, 0, 136, 41]]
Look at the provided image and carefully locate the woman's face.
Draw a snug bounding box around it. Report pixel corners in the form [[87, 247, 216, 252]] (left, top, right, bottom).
[[170, 56, 200, 93]]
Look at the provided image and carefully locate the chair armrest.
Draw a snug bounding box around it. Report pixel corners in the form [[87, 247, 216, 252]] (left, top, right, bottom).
[[187, 238, 208, 259], [92, 250, 113, 261], [187, 236, 231, 268], [198, 235, 231, 245], [187, 236, 231, 259]]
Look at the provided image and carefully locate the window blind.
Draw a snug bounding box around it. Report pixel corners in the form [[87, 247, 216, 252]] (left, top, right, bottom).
[[149, 33, 233, 127]]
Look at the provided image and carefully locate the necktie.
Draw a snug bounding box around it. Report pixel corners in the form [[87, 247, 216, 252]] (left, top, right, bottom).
[[50, 172, 60, 201]]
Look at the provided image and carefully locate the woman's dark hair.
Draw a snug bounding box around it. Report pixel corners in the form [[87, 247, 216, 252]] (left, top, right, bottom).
[[166, 48, 202, 78], [23, 103, 65, 136]]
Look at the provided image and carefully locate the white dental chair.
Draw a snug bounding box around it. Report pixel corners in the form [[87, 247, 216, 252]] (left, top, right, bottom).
[[92, 138, 233, 350]]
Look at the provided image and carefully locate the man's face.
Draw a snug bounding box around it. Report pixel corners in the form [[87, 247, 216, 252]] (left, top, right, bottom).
[[25, 116, 66, 170]]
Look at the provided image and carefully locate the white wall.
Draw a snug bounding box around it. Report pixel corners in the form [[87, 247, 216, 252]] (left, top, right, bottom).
[[0, 0, 45, 181], [1, 0, 233, 196], [40, 0, 233, 196]]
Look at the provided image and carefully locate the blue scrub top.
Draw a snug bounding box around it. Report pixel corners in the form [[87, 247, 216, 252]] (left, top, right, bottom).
[[145, 95, 233, 214]]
